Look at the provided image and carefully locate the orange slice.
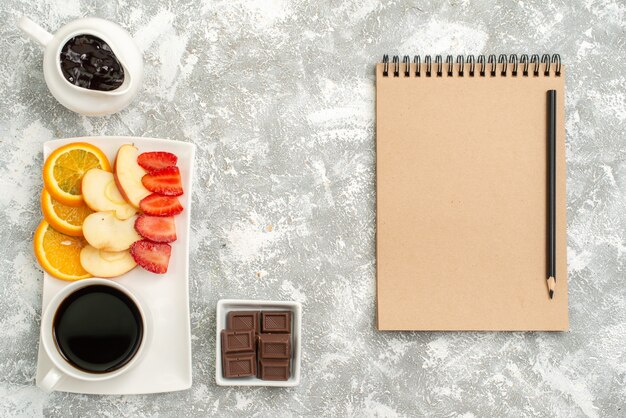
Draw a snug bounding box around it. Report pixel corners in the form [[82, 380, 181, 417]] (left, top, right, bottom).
[[43, 142, 111, 207], [34, 220, 92, 281], [41, 189, 94, 237]]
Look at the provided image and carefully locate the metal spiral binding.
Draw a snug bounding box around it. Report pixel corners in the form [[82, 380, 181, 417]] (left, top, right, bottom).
[[531, 54, 540, 76], [509, 55, 519, 76], [520, 54, 529, 76], [552, 54, 561, 76], [488, 55, 497, 76], [382, 54, 389, 76], [467, 55, 475, 76], [392, 55, 400, 77], [435, 55, 443, 77], [381, 54, 561, 77], [541, 54, 551, 76], [498, 54, 507, 76], [457, 55, 465, 76], [478, 55, 486, 76]]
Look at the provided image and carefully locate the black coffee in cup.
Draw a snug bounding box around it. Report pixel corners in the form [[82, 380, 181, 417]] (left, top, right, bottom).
[[53, 285, 143, 373]]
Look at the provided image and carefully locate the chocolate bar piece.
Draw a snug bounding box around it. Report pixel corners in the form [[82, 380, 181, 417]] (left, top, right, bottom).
[[258, 359, 290, 381], [223, 352, 257, 377], [257, 333, 291, 359], [260, 311, 291, 333], [221, 330, 255, 354], [227, 311, 260, 334]]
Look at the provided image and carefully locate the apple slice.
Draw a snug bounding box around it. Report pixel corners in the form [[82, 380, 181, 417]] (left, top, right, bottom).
[[80, 245, 137, 278], [83, 212, 142, 252], [114, 144, 151, 208], [82, 168, 137, 220]]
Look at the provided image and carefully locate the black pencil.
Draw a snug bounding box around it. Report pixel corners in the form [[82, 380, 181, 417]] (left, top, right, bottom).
[[547, 90, 556, 299]]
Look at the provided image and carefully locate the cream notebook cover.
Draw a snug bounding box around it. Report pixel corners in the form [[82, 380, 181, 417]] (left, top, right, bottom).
[[376, 54, 568, 331]]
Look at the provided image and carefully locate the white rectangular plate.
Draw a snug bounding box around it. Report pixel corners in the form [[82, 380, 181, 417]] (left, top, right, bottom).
[[36, 136, 195, 394], [215, 299, 302, 387]]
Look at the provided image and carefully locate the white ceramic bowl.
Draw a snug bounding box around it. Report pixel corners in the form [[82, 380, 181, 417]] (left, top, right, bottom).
[[18, 16, 143, 116], [215, 299, 302, 387]]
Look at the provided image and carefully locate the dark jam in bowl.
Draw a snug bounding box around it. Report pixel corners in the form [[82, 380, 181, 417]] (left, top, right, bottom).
[[59, 34, 125, 91]]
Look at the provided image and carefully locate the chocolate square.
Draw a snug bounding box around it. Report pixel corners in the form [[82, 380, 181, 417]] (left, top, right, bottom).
[[221, 330, 255, 354], [257, 333, 291, 359], [260, 311, 291, 333], [227, 311, 260, 334], [258, 359, 290, 381], [223, 352, 257, 377]]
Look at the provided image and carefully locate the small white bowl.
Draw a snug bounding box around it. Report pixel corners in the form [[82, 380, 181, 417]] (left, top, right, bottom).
[[215, 299, 302, 387], [18, 16, 143, 116]]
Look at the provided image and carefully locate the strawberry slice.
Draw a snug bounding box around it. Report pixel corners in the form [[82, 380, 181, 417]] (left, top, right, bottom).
[[135, 215, 177, 243], [140, 194, 183, 216], [142, 166, 183, 196], [130, 240, 172, 274], [137, 152, 178, 171]]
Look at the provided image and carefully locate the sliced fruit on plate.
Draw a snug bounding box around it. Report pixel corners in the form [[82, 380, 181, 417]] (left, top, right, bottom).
[[135, 215, 177, 243], [34, 220, 92, 281], [114, 144, 151, 208], [82, 168, 137, 220], [141, 166, 183, 196], [137, 151, 178, 171], [140, 194, 183, 216], [130, 240, 172, 274], [41, 189, 94, 237], [80, 245, 137, 278], [82, 212, 142, 252], [43, 142, 111, 207]]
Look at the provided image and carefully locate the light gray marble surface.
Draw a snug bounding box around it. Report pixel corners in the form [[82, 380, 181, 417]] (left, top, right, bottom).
[[1, 0, 625, 417]]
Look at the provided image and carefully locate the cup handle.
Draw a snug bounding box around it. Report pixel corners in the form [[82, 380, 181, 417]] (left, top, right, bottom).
[[17, 16, 53, 47], [39, 366, 64, 392]]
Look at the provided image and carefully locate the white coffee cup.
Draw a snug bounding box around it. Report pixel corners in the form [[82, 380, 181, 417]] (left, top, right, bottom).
[[39, 278, 149, 393]]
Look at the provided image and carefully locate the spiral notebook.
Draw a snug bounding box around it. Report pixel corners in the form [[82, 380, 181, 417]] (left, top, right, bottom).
[[376, 54, 568, 331]]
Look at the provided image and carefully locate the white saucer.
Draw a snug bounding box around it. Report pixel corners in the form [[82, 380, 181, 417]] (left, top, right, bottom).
[[36, 136, 195, 394]]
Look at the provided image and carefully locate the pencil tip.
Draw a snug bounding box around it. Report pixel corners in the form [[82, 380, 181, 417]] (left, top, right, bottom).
[[547, 276, 556, 299]]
